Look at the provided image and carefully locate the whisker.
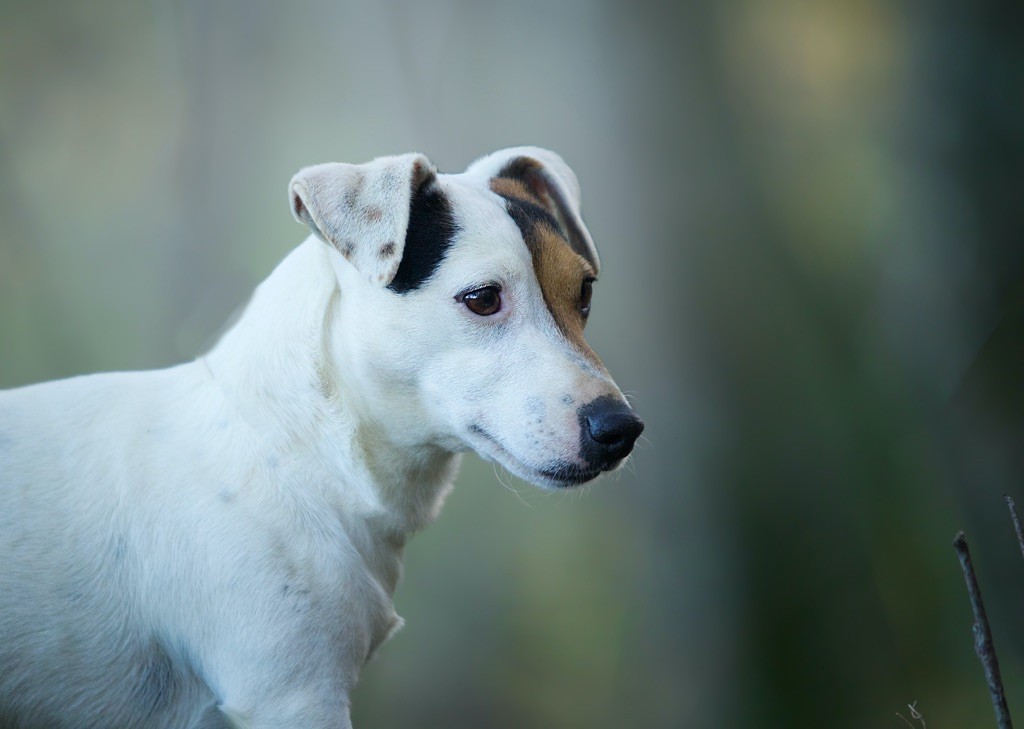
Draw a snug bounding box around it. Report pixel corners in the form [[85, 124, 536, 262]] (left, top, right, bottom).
[[492, 463, 532, 509]]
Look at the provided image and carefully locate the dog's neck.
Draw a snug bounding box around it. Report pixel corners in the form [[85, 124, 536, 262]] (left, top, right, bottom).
[[203, 240, 459, 544]]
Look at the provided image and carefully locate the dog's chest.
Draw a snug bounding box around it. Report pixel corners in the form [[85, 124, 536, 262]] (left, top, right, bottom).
[[253, 507, 407, 664]]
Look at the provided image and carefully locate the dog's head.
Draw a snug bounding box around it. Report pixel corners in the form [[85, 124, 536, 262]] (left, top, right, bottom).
[[289, 147, 643, 488]]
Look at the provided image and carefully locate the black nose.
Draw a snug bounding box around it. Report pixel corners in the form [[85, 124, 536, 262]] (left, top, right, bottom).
[[579, 396, 645, 466]]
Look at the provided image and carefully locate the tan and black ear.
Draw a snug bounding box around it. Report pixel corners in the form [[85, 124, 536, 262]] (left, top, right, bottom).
[[466, 146, 599, 272], [289, 153, 436, 286]]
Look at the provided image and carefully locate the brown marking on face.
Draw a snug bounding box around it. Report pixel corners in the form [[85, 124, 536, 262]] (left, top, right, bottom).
[[364, 206, 383, 222], [495, 157, 598, 270], [380, 241, 396, 258], [341, 241, 355, 259], [531, 224, 599, 358], [489, 178, 603, 368], [489, 177, 538, 206]]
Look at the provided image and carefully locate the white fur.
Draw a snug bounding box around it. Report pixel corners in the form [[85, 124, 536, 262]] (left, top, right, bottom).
[[289, 153, 430, 286], [0, 148, 631, 728]]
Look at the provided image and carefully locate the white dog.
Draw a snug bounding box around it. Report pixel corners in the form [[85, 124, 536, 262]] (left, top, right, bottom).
[[0, 147, 643, 728]]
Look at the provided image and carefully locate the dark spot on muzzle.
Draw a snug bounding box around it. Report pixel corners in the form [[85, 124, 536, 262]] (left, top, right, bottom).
[[578, 395, 644, 469]]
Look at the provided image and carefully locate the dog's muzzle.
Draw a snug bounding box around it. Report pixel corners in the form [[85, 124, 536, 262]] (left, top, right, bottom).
[[578, 395, 644, 470]]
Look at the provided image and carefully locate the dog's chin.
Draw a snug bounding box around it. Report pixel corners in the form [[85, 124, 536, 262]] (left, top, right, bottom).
[[464, 427, 602, 490], [534, 462, 606, 489], [502, 458, 604, 490]]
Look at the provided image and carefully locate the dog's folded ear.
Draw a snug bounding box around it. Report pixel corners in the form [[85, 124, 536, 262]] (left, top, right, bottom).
[[466, 146, 599, 273], [289, 154, 437, 286]]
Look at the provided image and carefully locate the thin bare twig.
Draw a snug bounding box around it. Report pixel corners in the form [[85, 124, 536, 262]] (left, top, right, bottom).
[[896, 712, 916, 728], [1004, 494, 1024, 561], [953, 531, 1014, 729], [895, 700, 926, 728], [908, 700, 926, 729]]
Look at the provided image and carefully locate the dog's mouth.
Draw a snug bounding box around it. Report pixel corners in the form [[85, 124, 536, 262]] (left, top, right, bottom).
[[536, 462, 605, 487], [465, 424, 602, 489]]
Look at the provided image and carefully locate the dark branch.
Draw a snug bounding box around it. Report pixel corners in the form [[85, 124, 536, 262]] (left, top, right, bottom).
[[953, 531, 1014, 729], [1005, 494, 1024, 561]]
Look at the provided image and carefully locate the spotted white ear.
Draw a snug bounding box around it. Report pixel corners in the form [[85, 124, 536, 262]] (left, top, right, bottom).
[[289, 153, 435, 286], [465, 146, 599, 272]]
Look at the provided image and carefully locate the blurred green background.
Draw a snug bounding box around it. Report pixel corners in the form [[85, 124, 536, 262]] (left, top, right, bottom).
[[2, 1, 1023, 727]]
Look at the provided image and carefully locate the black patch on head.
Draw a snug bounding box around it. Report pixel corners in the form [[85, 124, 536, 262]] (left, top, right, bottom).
[[498, 156, 538, 181], [501, 195, 563, 251], [388, 181, 457, 294]]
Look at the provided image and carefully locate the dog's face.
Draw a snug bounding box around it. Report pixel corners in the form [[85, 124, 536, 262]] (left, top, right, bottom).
[[290, 147, 643, 488]]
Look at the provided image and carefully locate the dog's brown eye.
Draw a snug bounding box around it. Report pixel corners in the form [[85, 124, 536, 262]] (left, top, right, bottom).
[[580, 279, 594, 318], [459, 286, 502, 316]]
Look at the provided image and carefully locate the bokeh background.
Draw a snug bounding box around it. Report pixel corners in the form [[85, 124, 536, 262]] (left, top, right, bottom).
[[2, 1, 1023, 727]]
